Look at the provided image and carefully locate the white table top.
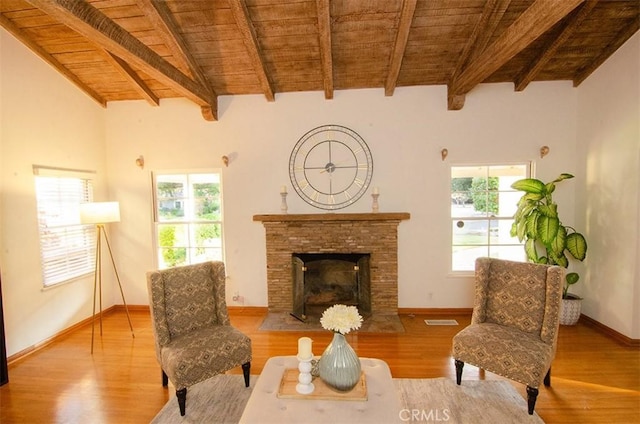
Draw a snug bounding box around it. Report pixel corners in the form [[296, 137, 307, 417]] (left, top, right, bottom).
[[239, 355, 403, 424]]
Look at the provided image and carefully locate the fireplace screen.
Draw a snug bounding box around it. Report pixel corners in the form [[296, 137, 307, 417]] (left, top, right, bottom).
[[292, 253, 371, 319]]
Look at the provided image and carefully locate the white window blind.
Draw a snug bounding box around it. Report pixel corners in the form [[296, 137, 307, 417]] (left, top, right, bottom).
[[33, 166, 96, 287]]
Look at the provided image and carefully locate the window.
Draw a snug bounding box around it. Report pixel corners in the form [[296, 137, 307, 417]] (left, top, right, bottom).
[[34, 166, 96, 287], [153, 171, 223, 269], [450, 164, 531, 272]]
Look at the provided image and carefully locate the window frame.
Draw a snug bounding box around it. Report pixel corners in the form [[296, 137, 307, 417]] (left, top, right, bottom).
[[449, 162, 533, 274], [33, 165, 96, 288], [151, 169, 225, 270]]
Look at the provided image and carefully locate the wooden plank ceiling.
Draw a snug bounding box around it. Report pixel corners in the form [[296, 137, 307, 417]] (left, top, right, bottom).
[[1, 0, 638, 121]]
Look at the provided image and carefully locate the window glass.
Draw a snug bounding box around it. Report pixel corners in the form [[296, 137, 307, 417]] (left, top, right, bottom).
[[451, 164, 530, 272], [34, 166, 96, 286], [153, 171, 223, 269]]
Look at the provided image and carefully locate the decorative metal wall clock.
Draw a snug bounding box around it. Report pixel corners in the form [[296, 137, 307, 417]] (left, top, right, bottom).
[[289, 124, 373, 210]]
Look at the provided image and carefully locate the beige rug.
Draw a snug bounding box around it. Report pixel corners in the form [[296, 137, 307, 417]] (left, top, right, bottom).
[[151, 375, 544, 423], [258, 312, 405, 333]]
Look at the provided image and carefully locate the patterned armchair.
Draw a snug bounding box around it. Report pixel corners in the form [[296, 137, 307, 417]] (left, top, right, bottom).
[[147, 261, 252, 416], [452, 257, 563, 415]]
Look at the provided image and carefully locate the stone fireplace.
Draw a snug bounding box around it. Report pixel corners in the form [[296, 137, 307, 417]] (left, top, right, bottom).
[[253, 213, 410, 317]]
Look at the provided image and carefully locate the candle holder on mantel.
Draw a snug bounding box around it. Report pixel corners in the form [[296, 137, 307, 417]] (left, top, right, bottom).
[[371, 193, 380, 213], [280, 192, 288, 213]]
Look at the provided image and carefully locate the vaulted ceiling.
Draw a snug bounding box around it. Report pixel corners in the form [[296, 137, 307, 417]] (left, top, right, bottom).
[[2, 0, 638, 120]]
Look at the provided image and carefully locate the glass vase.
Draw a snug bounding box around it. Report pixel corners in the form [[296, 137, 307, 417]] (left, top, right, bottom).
[[318, 332, 361, 392]]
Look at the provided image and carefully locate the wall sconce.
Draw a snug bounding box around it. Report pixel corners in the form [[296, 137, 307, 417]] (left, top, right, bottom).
[[222, 155, 229, 167], [135, 155, 144, 169], [441, 148, 448, 161], [540, 146, 550, 159]]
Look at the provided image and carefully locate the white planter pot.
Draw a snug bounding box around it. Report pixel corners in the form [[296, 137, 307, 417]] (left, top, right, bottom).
[[559, 295, 582, 325]]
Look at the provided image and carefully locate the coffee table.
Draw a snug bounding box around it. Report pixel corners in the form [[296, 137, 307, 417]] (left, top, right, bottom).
[[239, 356, 402, 423]]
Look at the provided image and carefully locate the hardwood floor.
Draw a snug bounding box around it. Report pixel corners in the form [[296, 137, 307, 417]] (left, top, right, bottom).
[[1, 309, 638, 423]]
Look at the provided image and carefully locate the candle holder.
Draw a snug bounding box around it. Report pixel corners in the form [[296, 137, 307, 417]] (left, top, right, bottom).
[[296, 355, 315, 394], [280, 192, 288, 213], [371, 193, 380, 213]]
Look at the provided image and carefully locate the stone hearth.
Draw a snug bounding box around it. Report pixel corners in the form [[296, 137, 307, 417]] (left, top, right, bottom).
[[253, 213, 410, 316]]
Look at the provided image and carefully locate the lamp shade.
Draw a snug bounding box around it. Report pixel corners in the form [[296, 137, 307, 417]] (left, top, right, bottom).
[[80, 202, 120, 224]]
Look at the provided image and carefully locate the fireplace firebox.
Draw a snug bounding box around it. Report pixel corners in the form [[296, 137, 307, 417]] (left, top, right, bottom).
[[292, 253, 371, 319]]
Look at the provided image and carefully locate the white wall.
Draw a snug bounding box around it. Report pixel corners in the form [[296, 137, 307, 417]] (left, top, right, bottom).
[[104, 82, 577, 312], [576, 32, 640, 338], [0, 30, 108, 356]]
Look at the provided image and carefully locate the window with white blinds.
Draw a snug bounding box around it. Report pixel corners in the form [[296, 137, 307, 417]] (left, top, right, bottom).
[[33, 166, 96, 287]]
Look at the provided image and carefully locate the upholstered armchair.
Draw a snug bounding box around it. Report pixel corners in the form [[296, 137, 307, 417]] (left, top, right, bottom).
[[147, 261, 252, 416], [452, 257, 563, 415]]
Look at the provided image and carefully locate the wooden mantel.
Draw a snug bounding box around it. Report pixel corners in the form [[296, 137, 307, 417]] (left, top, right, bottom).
[[253, 212, 410, 222]]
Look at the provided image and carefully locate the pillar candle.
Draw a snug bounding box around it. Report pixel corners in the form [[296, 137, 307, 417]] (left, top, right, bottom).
[[298, 337, 312, 359], [372, 187, 379, 195], [281, 185, 288, 194]]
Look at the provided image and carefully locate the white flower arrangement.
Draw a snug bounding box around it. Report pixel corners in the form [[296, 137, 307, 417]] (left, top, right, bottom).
[[320, 304, 363, 335]]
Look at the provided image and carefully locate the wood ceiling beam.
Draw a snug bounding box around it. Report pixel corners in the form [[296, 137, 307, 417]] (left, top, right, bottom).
[[24, 0, 217, 120], [228, 0, 275, 102], [316, 0, 333, 99], [515, 0, 599, 91], [448, 0, 511, 110], [0, 13, 106, 107], [136, 0, 212, 91], [449, 0, 585, 102], [385, 0, 417, 97], [103, 51, 159, 106], [573, 15, 639, 87]]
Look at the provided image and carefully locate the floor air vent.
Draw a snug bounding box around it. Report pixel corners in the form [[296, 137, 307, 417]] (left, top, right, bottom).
[[424, 319, 459, 326]]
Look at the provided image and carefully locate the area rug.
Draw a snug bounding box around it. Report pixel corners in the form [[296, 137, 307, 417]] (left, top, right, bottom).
[[151, 375, 544, 423], [258, 312, 405, 333]]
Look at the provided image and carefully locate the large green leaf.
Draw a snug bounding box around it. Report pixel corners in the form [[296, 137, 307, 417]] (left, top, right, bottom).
[[548, 251, 568, 268], [538, 203, 558, 218], [525, 210, 539, 239], [566, 232, 587, 261], [511, 179, 545, 194], [553, 173, 574, 183], [525, 239, 538, 262], [566, 272, 580, 285], [549, 225, 567, 256], [537, 215, 559, 245]]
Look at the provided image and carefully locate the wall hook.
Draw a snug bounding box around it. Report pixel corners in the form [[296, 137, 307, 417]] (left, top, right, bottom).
[[222, 155, 229, 167], [441, 148, 448, 161]]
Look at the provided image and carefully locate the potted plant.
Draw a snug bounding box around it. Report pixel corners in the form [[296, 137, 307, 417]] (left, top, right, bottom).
[[510, 173, 588, 325]]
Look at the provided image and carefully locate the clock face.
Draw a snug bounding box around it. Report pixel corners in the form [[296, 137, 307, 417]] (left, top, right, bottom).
[[289, 124, 373, 210]]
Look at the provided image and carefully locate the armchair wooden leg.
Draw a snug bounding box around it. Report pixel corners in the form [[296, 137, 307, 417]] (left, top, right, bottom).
[[176, 388, 187, 416], [526, 386, 539, 415], [454, 359, 464, 385], [242, 362, 251, 387], [544, 368, 551, 387], [162, 370, 168, 387]]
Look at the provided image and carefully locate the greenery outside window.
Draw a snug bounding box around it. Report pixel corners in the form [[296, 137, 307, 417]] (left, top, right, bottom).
[[451, 164, 531, 272], [34, 166, 96, 287], [153, 171, 223, 269]]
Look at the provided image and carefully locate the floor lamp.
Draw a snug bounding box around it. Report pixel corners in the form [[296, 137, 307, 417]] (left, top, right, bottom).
[[80, 202, 134, 353]]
